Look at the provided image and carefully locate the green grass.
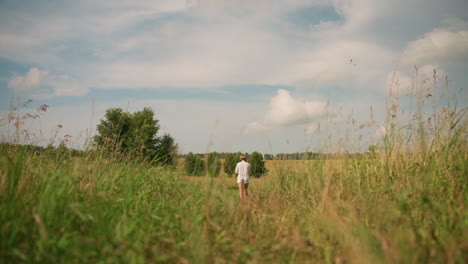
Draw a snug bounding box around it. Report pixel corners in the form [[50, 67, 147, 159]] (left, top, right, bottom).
[[1, 125, 467, 263], [1, 74, 467, 263]]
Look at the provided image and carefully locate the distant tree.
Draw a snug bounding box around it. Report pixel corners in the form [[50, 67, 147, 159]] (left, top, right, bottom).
[[94, 107, 177, 166], [154, 134, 178, 167], [95, 108, 132, 153], [249, 152, 267, 178], [302, 152, 319, 160], [126, 108, 160, 157], [263, 153, 274, 160], [207, 152, 221, 177], [184, 152, 204, 176], [224, 152, 241, 177]]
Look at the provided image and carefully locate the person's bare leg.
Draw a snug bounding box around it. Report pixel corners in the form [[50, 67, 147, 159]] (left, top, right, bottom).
[[244, 183, 249, 199], [238, 182, 244, 200]]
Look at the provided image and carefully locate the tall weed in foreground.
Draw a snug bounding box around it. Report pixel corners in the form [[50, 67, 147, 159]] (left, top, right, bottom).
[[0, 145, 208, 263], [0, 69, 467, 263]]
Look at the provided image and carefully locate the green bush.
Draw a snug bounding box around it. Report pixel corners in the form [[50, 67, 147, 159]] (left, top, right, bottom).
[[154, 134, 178, 167], [94, 107, 177, 166], [249, 152, 267, 178], [223, 152, 241, 177], [184, 152, 204, 176]]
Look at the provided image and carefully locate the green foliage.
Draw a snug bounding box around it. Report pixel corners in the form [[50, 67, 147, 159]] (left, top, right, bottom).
[[207, 152, 221, 177], [94, 108, 132, 153], [275, 152, 322, 160], [94, 107, 177, 166], [223, 152, 241, 177], [154, 134, 178, 167], [184, 152, 205, 176], [126, 107, 159, 157], [249, 152, 267, 178]]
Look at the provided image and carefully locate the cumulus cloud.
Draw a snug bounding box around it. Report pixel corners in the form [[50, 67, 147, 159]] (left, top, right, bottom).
[[8, 68, 48, 91], [243, 89, 331, 134], [2, 0, 468, 153], [93, 14, 396, 89], [8, 68, 88, 98], [46, 76, 88, 97], [2, 0, 400, 90], [401, 28, 468, 66], [3, 0, 466, 92], [282, 40, 396, 89]]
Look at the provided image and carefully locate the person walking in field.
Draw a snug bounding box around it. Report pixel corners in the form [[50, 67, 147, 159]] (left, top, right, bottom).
[[235, 154, 251, 200]]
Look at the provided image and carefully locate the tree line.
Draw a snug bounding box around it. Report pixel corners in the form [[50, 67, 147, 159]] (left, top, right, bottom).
[[184, 151, 268, 178], [180, 151, 373, 161], [0, 142, 84, 157], [265, 152, 372, 160]]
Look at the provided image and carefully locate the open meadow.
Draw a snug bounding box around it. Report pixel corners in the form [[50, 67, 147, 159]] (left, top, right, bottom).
[[1, 132, 467, 263], [2, 1, 468, 263], [1, 67, 467, 264]]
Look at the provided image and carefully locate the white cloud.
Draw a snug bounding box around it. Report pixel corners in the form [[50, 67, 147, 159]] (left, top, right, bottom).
[[0, 1, 189, 65], [331, 0, 383, 30], [385, 71, 413, 95], [92, 17, 397, 90], [2, 0, 400, 91], [2, 0, 468, 154], [401, 29, 468, 66], [93, 18, 293, 88], [7, 68, 88, 98], [243, 89, 331, 134], [80, 0, 188, 12], [5, 0, 464, 93], [46, 75, 89, 97], [8, 68, 48, 91], [280, 40, 396, 89]]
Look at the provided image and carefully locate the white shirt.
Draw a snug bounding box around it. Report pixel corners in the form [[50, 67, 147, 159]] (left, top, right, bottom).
[[235, 161, 251, 180]]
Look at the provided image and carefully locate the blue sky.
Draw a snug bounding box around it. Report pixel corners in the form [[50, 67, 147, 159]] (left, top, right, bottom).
[[1, 0, 467, 153]]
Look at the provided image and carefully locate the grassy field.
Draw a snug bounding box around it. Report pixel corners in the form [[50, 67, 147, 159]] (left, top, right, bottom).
[[1, 80, 467, 263], [1, 131, 467, 263]]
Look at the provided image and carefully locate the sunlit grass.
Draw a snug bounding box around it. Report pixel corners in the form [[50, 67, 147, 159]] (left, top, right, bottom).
[[1, 135, 466, 263], [0, 70, 467, 263]]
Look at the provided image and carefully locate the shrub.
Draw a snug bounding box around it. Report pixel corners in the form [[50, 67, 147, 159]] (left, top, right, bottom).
[[223, 152, 241, 177], [249, 152, 267, 178], [94, 107, 177, 166], [184, 152, 204, 176], [154, 134, 178, 167]]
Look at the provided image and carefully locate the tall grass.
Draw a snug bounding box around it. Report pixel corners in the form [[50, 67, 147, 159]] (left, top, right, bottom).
[[0, 71, 467, 263]]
